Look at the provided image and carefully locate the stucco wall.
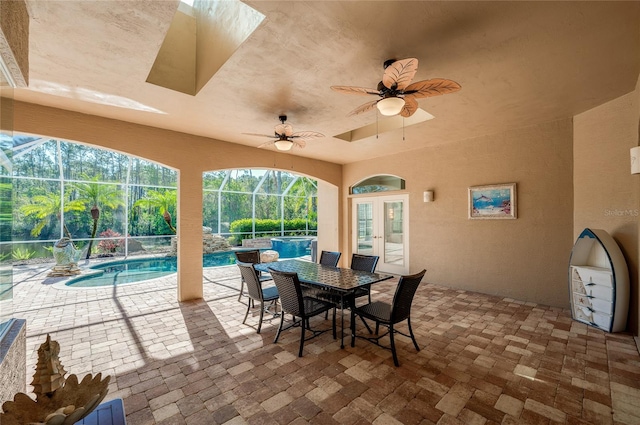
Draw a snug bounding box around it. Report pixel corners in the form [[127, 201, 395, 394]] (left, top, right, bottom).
[[0, 0, 28, 87], [343, 119, 574, 307], [0, 319, 26, 404], [574, 84, 640, 336]]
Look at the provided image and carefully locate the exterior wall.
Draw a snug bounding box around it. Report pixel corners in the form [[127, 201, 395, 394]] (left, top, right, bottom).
[[343, 119, 574, 307], [574, 84, 640, 336], [14, 102, 342, 301]]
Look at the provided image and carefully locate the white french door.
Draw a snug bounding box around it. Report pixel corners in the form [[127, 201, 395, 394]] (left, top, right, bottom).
[[352, 194, 409, 275]]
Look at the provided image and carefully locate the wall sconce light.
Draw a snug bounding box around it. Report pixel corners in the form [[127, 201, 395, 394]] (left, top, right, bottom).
[[631, 147, 640, 174], [423, 190, 434, 203]]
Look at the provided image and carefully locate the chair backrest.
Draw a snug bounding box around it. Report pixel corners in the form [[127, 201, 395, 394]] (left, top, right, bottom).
[[236, 261, 264, 301], [269, 269, 304, 317], [235, 249, 261, 264], [319, 250, 341, 267], [350, 254, 379, 273], [390, 269, 427, 324]]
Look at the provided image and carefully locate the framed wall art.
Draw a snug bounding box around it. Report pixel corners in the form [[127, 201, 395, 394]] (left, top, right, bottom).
[[468, 183, 517, 219]]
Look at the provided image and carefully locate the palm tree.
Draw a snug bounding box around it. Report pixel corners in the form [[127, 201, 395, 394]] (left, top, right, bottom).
[[133, 189, 177, 234], [72, 176, 125, 259], [20, 195, 85, 240]]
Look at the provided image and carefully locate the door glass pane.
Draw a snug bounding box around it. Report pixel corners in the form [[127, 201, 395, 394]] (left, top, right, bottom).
[[356, 202, 373, 255], [384, 201, 403, 265]]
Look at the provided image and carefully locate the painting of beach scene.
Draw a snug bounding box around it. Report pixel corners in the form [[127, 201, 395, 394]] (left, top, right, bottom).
[[468, 183, 517, 219]]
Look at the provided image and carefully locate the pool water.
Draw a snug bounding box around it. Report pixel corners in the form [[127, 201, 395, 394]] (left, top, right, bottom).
[[66, 251, 243, 288], [270, 237, 314, 258]]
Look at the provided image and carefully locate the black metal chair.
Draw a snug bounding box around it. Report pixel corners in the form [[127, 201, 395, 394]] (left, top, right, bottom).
[[236, 261, 279, 334], [350, 254, 380, 303], [235, 250, 270, 303], [268, 268, 337, 357], [350, 269, 427, 366], [317, 253, 380, 323], [319, 250, 341, 267]]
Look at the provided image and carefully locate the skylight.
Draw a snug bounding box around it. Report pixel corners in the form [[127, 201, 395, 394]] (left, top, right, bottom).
[[180, 0, 194, 7]]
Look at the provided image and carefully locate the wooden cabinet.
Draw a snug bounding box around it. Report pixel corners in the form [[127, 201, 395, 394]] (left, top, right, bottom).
[[568, 228, 629, 332]]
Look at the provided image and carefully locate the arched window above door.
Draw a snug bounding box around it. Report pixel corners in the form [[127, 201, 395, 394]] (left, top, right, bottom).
[[350, 175, 405, 195]]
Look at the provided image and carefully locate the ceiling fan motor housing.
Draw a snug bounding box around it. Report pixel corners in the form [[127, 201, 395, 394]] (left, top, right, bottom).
[[383, 59, 397, 69]]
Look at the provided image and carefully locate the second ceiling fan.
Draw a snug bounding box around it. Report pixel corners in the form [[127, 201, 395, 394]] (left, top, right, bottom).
[[331, 58, 461, 118], [243, 115, 324, 151]]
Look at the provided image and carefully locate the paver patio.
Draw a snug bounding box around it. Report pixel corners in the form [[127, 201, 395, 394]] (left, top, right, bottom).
[[4, 261, 640, 424]]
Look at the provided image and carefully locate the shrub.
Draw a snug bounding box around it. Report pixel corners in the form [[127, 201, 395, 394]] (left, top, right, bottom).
[[229, 218, 317, 244], [12, 247, 35, 260], [97, 229, 124, 253]]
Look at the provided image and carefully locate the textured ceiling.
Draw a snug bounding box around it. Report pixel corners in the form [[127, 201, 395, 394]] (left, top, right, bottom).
[[17, 1, 640, 164]]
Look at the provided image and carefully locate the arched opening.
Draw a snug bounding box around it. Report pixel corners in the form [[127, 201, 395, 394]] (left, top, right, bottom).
[[8, 135, 342, 297], [202, 169, 318, 244], [10, 137, 178, 260]]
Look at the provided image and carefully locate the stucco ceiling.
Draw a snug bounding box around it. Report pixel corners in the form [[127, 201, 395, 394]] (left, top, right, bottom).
[[16, 1, 640, 164]]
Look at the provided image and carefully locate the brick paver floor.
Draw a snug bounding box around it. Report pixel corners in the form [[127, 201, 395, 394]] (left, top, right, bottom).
[[5, 261, 640, 424]]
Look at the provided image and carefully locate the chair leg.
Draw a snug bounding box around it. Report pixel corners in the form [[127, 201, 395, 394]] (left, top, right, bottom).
[[299, 317, 306, 357], [257, 300, 265, 334], [407, 316, 420, 352], [274, 312, 285, 343], [238, 279, 245, 302], [375, 322, 380, 335], [389, 324, 399, 367], [332, 307, 337, 340], [350, 309, 356, 348], [360, 316, 373, 334], [242, 298, 251, 325]]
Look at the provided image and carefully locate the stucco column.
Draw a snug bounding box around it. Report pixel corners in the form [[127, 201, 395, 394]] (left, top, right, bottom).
[[177, 167, 203, 301], [317, 181, 341, 265]]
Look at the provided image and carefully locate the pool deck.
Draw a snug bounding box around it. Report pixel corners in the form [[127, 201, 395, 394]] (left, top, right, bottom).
[[3, 260, 640, 425]]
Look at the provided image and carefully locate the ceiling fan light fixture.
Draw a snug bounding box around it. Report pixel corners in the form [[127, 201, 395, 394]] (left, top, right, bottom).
[[377, 97, 405, 116], [274, 139, 294, 151]]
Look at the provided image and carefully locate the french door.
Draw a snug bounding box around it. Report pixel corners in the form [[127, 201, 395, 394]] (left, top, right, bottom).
[[352, 194, 409, 275]]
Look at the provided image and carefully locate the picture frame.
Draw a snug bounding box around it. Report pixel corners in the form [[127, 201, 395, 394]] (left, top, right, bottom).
[[468, 183, 517, 219]]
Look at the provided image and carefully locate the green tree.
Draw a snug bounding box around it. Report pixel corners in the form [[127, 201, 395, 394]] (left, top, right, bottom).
[[20, 194, 85, 240], [134, 189, 177, 234], [72, 176, 125, 259]]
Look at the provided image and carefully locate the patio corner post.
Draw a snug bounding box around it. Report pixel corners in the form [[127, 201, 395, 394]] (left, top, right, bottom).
[[177, 168, 204, 301]]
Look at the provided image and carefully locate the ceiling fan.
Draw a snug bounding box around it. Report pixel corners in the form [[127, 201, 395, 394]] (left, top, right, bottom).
[[243, 115, 324, 151], [331, 58, 461, 118]]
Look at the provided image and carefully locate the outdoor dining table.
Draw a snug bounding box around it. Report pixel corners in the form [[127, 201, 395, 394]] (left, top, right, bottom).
[[255, 258, 393, 348]]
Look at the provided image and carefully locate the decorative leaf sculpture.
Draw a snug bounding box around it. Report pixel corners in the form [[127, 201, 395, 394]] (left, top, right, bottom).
[[0, 335, 111, 425], [31, 334, 67, 399]]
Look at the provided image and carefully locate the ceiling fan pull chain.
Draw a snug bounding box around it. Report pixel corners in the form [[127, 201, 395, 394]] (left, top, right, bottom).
[[376, 111, 379, 139], [403, 117, 405, 141]]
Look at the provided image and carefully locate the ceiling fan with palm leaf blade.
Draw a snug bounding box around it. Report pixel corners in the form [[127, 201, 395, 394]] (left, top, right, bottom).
[[331, 58, 461, 118], [243, 115, 324, 151]]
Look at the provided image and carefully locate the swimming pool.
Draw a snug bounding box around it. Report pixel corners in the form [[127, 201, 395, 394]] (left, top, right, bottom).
[[64, 249, 305, 288], [65, 251, 243, 288]]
